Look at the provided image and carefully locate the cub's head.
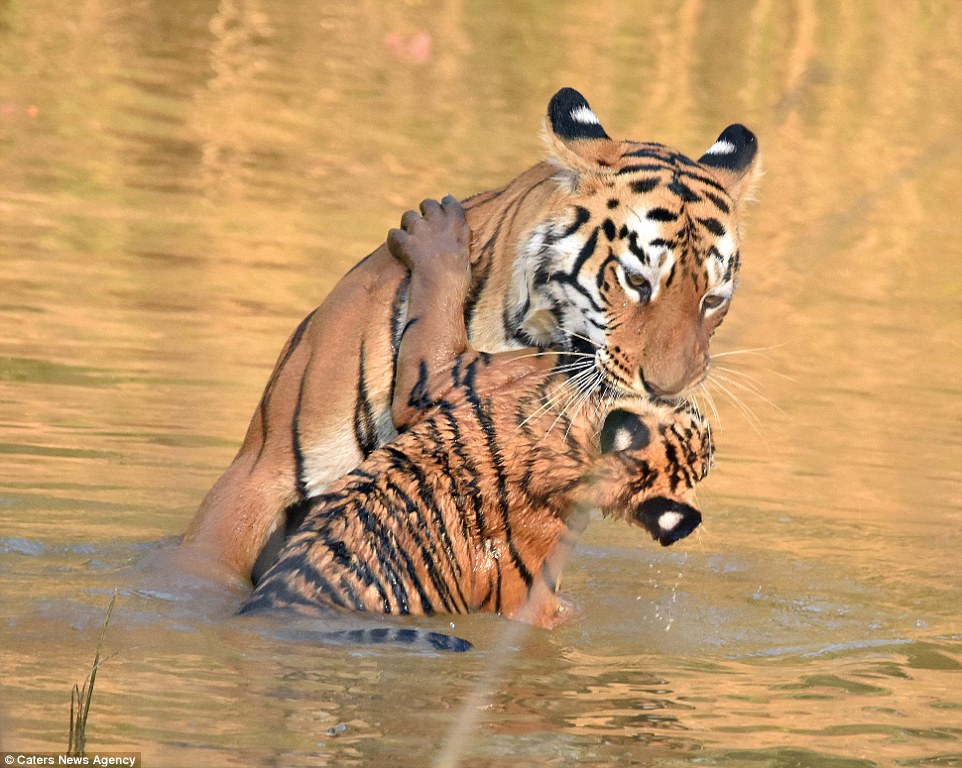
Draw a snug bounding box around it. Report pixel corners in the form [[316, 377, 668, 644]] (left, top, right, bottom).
[[514, 88, 760, 399], [586, 398, 713, 546]]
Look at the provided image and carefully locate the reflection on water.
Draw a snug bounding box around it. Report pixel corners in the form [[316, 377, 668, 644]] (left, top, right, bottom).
[[1, 0, 961, 765]]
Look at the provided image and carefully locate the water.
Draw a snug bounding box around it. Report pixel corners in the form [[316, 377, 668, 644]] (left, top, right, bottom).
[[2, 1, 961, 765]]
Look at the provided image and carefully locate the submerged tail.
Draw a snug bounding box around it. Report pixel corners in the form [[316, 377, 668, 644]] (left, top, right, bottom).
[[239, 602, 473, 653], [314, 627, 472, 652], [260, 624, 472, 653]]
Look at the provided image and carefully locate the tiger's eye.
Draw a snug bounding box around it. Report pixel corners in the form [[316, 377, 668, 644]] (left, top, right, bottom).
[[624, 271, 652, 302], [702, 294, 726, 311]]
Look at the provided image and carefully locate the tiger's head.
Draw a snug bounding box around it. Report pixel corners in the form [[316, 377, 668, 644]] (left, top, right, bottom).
[[511, 88, 760, 400]]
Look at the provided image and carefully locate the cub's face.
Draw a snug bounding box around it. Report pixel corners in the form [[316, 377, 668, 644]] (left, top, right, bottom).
[[515, 89, 760, 400], [575, 398, 713, 546]]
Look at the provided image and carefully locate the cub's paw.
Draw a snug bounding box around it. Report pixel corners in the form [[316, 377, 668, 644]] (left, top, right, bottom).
[[386, 195, 471, 277]]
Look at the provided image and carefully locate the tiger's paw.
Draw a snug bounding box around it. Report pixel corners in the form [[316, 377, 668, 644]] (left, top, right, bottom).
[[511, 592, 579, 629], [537, 596, 578, 629], [386, 195, 471, 282]]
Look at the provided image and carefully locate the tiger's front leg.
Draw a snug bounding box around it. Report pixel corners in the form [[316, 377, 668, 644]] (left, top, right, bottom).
[[386, 195, 473, 431]]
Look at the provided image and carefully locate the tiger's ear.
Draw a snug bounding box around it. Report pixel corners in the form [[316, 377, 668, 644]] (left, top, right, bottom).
[[634, 497, 702, 546], [544, 87, 622, 178], [698, 124, 761, 208], [600, 409, 650, 454]]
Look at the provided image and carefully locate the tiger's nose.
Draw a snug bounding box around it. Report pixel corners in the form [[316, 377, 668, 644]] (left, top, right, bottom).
[[640, 371, 679, 398], [640, 357, 709, 398], [642, 378, 678, 398]]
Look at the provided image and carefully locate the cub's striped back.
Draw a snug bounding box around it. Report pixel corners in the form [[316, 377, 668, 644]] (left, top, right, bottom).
[[241, 351, 711, 628]]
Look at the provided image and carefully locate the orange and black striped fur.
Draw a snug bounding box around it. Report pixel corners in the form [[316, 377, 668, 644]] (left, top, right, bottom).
[[180, 88, 756, 585], [240, 198, 712, 629]]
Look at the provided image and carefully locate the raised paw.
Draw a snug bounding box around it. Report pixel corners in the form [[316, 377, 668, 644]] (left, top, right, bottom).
[[386, 195, 471, 277]]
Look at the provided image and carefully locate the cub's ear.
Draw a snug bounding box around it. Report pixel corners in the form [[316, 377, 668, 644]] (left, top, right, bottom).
[[545, 87, 622, 178], [600, 409, 650, 454], [698, 123, 761, 208], [634, 497, 702, 546]]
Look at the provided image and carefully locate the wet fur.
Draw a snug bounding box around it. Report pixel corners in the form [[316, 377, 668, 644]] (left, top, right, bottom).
[[180, 89, 756, 583], [241, 196, 711, 628], [241, 353, 712, 628]]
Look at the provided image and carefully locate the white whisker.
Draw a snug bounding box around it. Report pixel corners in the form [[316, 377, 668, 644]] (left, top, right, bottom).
[[543, 366, 600, 442], [562, 373, 602, 441], [710, 370, 787, 418], [705, 377, 763, 437], [710, 364, 766, 390], [700, 384, 722, 432], [711, 346, 796, 384], [710, 342, 788, 360], [517, 363, 596, 429], [555, 327, 601, 351]]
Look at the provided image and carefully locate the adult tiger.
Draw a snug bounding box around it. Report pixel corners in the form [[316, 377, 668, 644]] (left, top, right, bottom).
[[179, 87, 758, 584], [240, 196, 711, 628]]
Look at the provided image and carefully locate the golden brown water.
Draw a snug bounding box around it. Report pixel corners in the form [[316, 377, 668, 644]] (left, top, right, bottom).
[[2, 1, 961, 766]]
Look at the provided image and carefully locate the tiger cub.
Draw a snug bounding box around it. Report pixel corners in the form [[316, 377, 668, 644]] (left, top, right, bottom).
[[182, 87, 754, 585], [240, 198, 712, 629]]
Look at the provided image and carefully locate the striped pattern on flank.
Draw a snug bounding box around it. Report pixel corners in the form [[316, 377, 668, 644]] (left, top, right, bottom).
[[241, 353, 712, 623]]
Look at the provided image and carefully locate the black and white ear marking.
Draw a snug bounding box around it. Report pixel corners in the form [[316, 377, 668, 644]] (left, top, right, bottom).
[[634, 497, 702, 546], [548, 87, 611, 141], [600, 409, 650, 454], [698, 124, 757, 172]]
